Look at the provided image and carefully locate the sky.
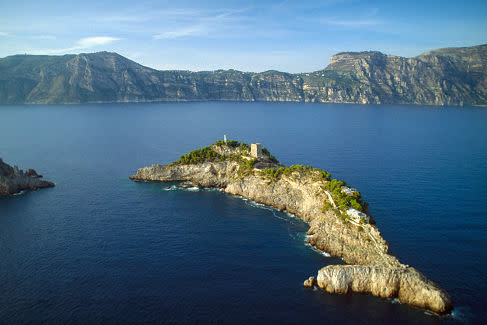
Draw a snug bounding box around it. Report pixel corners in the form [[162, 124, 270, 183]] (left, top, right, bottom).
[[0, 0, 486, 73]]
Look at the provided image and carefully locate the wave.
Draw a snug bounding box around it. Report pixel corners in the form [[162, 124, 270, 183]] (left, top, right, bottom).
[[304, 238, 332, 257]]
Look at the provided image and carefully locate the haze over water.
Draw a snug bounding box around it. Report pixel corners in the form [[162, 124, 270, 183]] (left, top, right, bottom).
[[0, 102, 486, 324]]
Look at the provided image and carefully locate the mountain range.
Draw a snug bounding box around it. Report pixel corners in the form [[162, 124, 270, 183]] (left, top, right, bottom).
[[0, 44, 486, 106]]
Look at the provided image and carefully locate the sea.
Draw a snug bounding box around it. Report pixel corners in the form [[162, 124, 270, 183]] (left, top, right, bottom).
[[0, 102, 486, 324]]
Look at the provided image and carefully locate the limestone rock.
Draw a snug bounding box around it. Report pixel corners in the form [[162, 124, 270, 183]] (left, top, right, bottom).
[[316, 265, 452, 314], [25, 168, 40, 177], [1, 44, 486, 106], [303, 276, 316, 287], [0, 158, 54, 195], [130, 144, 452, 314]]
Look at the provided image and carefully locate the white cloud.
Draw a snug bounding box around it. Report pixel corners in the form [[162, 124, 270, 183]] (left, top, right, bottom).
[[31, 36, 120, 54], [152, 8, 249, 40], [0, 31, 8, 36], [76, 36, 120, 48], [153, 26, 207, 40]]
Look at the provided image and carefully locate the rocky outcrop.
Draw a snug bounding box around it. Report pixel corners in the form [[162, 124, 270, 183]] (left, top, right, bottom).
[[317, 265, 451, 314], [130, 143, 452, 314], [0, 158, 55, 195], [1, 44, 486, 106], [303, 276, 316, 288]]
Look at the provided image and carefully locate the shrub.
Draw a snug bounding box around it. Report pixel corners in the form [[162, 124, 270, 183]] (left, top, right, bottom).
[[246, 158, 257, 169], [174, 146, 221, 165]]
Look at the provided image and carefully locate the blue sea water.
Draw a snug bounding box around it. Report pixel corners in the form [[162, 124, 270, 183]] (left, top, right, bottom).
[[0, 102, 486, 324]]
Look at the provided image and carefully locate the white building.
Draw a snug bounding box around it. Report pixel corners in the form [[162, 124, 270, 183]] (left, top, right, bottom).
[[346, 208, 370, 224], [341, 186, 358, 196]]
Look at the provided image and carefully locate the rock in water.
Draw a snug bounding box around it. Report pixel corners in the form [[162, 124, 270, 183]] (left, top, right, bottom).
[[0, 158, 55, 195], [130, 141, 452, 314], [303, 276, 316, 288], [316, 265, 452, 314]]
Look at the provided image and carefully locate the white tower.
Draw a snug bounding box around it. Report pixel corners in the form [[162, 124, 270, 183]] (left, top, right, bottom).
[[224, 134, 227, 143], [250, 143, 263, 158]]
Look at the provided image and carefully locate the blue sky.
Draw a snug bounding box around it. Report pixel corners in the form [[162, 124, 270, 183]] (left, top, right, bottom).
[[1, 0, 486, 72]]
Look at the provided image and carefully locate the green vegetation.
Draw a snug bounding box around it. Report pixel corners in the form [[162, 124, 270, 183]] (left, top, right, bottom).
[[259, 165, 331, 183], [2, 46, 486, 106], [172, 139, 274, 167], [262, 147, 278, 163], [174, 146, 222, 165], [258, 164, 367, 223], [246, 158, 257, 169], [322, 179, 368, 212], [170, 139, 368, 227], [213, 140, 250, 151]]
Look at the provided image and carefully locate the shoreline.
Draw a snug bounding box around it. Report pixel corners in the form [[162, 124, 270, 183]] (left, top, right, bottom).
[[130, 142, 453, 314]]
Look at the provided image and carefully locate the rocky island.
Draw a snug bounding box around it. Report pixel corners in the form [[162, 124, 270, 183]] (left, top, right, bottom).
[[130, 140, 452, 314], [0, 158, 55, 195]]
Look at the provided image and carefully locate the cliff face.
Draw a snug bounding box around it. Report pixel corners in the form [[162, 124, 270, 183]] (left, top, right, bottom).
[[0, 158, 55, 195], [130, 143, 452, 314], [1, 44, 485, 106], [302, 45, 487, 105]]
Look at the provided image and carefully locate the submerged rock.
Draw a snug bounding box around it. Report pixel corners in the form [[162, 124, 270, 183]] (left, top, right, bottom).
[[130, 141, 452, 314], [0, 158, 54, 195]]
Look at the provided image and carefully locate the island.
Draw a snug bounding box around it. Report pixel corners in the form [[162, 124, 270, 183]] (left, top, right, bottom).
[[0, 158, 55, 195], [130, 140, 452, 314]]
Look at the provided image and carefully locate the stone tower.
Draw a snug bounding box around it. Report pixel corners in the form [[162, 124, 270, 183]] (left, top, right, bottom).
[[250, 143, 263, 158]]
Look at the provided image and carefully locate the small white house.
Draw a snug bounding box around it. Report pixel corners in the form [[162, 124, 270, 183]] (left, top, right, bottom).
[[341, 186, 358, 196], [346, 208, 370, 224]]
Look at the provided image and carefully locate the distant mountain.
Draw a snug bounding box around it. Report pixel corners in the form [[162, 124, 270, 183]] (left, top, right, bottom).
[[1, 44, 486, 106]]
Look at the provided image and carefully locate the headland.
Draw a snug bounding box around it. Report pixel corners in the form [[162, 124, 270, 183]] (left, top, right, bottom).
[[0, 158, 55, 195], [130, 140, 452, 314]]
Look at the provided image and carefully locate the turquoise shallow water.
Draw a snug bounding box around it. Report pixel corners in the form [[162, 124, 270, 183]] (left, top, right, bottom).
[[0, 102, 486, 324]]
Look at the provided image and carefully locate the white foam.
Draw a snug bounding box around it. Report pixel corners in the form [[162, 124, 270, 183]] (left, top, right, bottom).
[[12, 190, 26, 196], [304, 238, 332, 258], [451, 306, 470, 322], [285, 212, 299, 219], [185, 187, 200, 191]]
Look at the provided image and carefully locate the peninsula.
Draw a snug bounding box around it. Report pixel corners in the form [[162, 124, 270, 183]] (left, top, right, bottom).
[[1, 44, 486, 106], [130, 140, 452, 314], [0, 158, 55, 195]]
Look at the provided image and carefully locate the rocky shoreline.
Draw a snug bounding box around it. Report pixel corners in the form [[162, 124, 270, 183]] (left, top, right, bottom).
[[129, 141, 452, 314], [0, 158, 55, 195]]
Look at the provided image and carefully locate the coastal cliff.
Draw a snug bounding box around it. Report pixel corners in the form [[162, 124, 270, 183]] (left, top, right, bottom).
[[0, 158, 55, 195], [1, 44, 486, 106], [130, 141, 452, 314]]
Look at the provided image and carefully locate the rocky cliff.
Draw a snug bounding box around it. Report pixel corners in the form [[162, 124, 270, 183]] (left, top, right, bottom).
[[1, 44, 486, 106], [0, 158, 55, 195], [129, 141, 452, 314]]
